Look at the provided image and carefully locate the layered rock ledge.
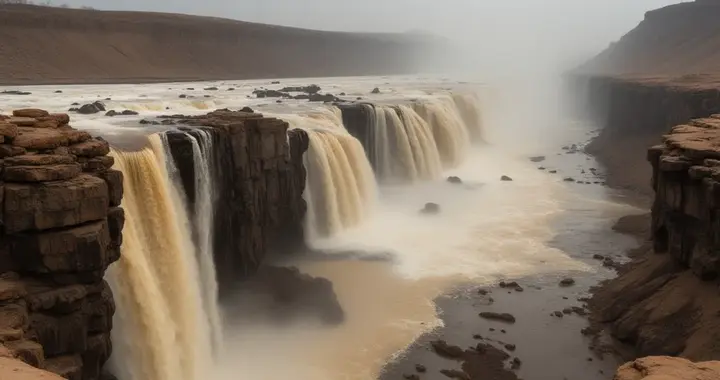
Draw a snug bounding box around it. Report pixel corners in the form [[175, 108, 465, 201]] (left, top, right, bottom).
[[614, 356, 720, 380], [0, 109, 123, 380], [162, 109, 308, 294], [591, 114, 720, 360]]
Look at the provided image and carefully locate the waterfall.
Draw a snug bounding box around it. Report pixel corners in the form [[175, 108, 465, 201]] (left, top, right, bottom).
[[278, 108, 378, 238], [414, 96, 472, 167], [451, 92, 485, 142], [107, 133, 218, 380], [183, 130, 223, 353]]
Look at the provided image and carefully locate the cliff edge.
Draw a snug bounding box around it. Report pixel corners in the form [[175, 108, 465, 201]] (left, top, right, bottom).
[[614, 357, 720, 380], [0, 4, 443, 85]]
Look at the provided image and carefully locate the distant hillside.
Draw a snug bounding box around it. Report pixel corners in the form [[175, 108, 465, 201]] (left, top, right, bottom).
[[576, 0, 720, 78], [0, 4, 445, 85]]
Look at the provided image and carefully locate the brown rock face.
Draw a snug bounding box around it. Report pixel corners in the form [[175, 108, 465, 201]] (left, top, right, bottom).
[[163, 109, 308, 294], [0, 108, 123, 380], [614, 357, 720, 380]]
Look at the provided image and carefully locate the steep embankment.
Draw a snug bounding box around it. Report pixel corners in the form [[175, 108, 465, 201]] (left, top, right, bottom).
[[0, 5, 442, 85], [573, 0, 720, 200]]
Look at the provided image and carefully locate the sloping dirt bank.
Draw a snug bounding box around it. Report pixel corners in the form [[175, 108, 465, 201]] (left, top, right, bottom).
[[0, 5, 442, 86]]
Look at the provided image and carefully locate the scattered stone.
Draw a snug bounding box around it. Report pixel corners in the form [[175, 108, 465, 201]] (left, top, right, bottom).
[[500, 175, 513, 181], [121, 110, 139, 116], [271, 81, 280, 84], [479, 312, 516, 323], [559, 278, 575, 287], [592, 254, 605, 260], [439, 369, 469, 380], [309, 93, 339, 102], [529, 156, 545, 163], [1, 90, 31, 95], [371, 87, 381, 94], [204, 86, 219, 91], [179, 94, 187, 98], [447, 176, 463, 184], [77, 102, 105, 114], [204, 95, 211, 98], [553, 311, 564, 318], [415, 364, 427, 373], [227, 88, 235, 91], [472, 334, 483, 339], [549, 170, 557, 173], [420, 202, 440, 215], [478, 289, 488, 295], [504, 344, 516, 351], [280, 85, 321, 94], [538, 166, 546, 170], [500, 329, 506, 334], [105, 110, 119, 117], [511, 357, 522, 370], [563, 177, 575, 182], [186, 87, 195, 90], [430, 340, 464, 359], [489, 328, 495, 332], [562, 308, 573, 315], [339, 92, 346, 96], [276, 100, 283, 103], [403, 374, 419, 380], [572, 306, 587, 316]]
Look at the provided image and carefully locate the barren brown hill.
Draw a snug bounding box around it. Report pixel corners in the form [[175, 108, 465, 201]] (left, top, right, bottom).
[[0, 4, 443, 85], [576, 0, 720, 79]]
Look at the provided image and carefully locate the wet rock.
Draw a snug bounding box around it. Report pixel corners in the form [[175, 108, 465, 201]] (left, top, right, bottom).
[[204, 86, 219, 91], [179, 94, 187, 98], [240, 106, 254, 113], [227, 88, 235, 91], [562, 308, 573, 315], [504, 344, 516, 351], [431, 340, 465, 359], [538, 166, 546, 170], [420, 202, 440, 215], [271, 81, 281, 84], [559, 278, 575, 287], [529, 156, 546, 162], [1, 90, 31, 95], [309, 93, 339, 102], [440, 369, 470, 380], [13, 109, 49, 118], [415, 364, 427, 373], [572, 306, 587, 316], [105, 110, 119, 117], [477, 289, 489, 295], [204, 95, 212, 98], [186, 87, 195, 90], [593, 254, 605, 260], [511, 357, 522, 370], [479, 312, 516, 323], [339, 92, 346, 96], [553, 311, 564, 318], [447, 176, 463, 184], [500, 175, 513, 181], [121, 110, 139, 116], [54, 90, 62, 93], [403, 374, 419, 380], [254, 89, 291, 98], [563, 177, 575, 182], [280, 85, 321, 94], [549, 170, 558, 173], [371, 87, 381, 94], [276, 100, 283, 103], [472, 334, 483, 339], [78, 103, 101, 114]]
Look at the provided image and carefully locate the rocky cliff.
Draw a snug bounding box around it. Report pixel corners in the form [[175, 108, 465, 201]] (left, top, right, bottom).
[[163, 109, 308, 294], [0, 4, 443, 85], [580, 77, 720, 199], [0, 110, 123, 379], [590, 115, 720, 361]]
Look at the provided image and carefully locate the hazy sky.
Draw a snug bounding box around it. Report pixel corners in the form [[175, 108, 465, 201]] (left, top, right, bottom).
[[58, 0, 687, 77]]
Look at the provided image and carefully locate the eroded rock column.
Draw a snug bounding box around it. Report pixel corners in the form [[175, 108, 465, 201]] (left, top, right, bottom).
[[0, 109, 123, 380]]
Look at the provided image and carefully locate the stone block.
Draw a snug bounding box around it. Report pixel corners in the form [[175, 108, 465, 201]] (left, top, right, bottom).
[[29, 312, 87, 357], [82, 334, 111, 380], [62, 130, 92, 145], [107, 207, 124, 246], [3, 339, 44, 367], [3, 174, 108, 233], [4, 155, 76, 166], [13, 109, 49, 118], [12, 128, 69, 150], [84, 283, 114, 334], [68, 139, 109, 157], [0, 123, 18, 139], [25, 284, 88, 314], [7, 117, 36, 127], [79, 156, 114, 173], [3, 164, 82, 182], [10, 220, 112, 274], [44, 354, 83, 380], [0, 144, 25, 158], [97, 170, 123, 207]]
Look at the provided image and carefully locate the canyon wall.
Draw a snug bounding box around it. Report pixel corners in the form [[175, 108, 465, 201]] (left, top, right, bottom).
[[577, 76, 720, 198], [0, 4, 444, 85], [164, 110, 308, 294], [0, 110, 123, 379], [590, 114, 720, 361]]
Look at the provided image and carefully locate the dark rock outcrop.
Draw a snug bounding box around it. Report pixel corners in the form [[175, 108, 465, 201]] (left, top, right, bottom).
[[0, 109, 122, 380], [163, 109, 308, 294], [590, 115, 720, 361]]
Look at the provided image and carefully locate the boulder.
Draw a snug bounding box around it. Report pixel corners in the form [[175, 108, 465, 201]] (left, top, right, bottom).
[[78, 156, 115, 173], [420, 202, 440, 215], [0, 90, 31, 96], [479, 312, 516, 323], [104, 110, 119, 117], [0, 145, 25, 158], [68, 139, 110, 157], [7, 117, 36, 127], [371, 87, 381, 94], [3, 164, 82, 182], [5, 155, 76, 166], [77, 104, 101, 114], [3, 174, 109, 233], [92, 101, 106, 111], [47, 113, 70, 125], [529, 156, 546, 163], [12, 128, 70, 150], [61, 130, 92, 145], [204, 86, 219, 91], [501, 175, 513, 181], [121, 110, 139, 116], [309, 93, 339, 102], [280, 85, 321, 94], [0, 123, 18, 139], [12, 109, 49, 118], [447, 176, 463, 184], [34, 119, 60, 129]]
